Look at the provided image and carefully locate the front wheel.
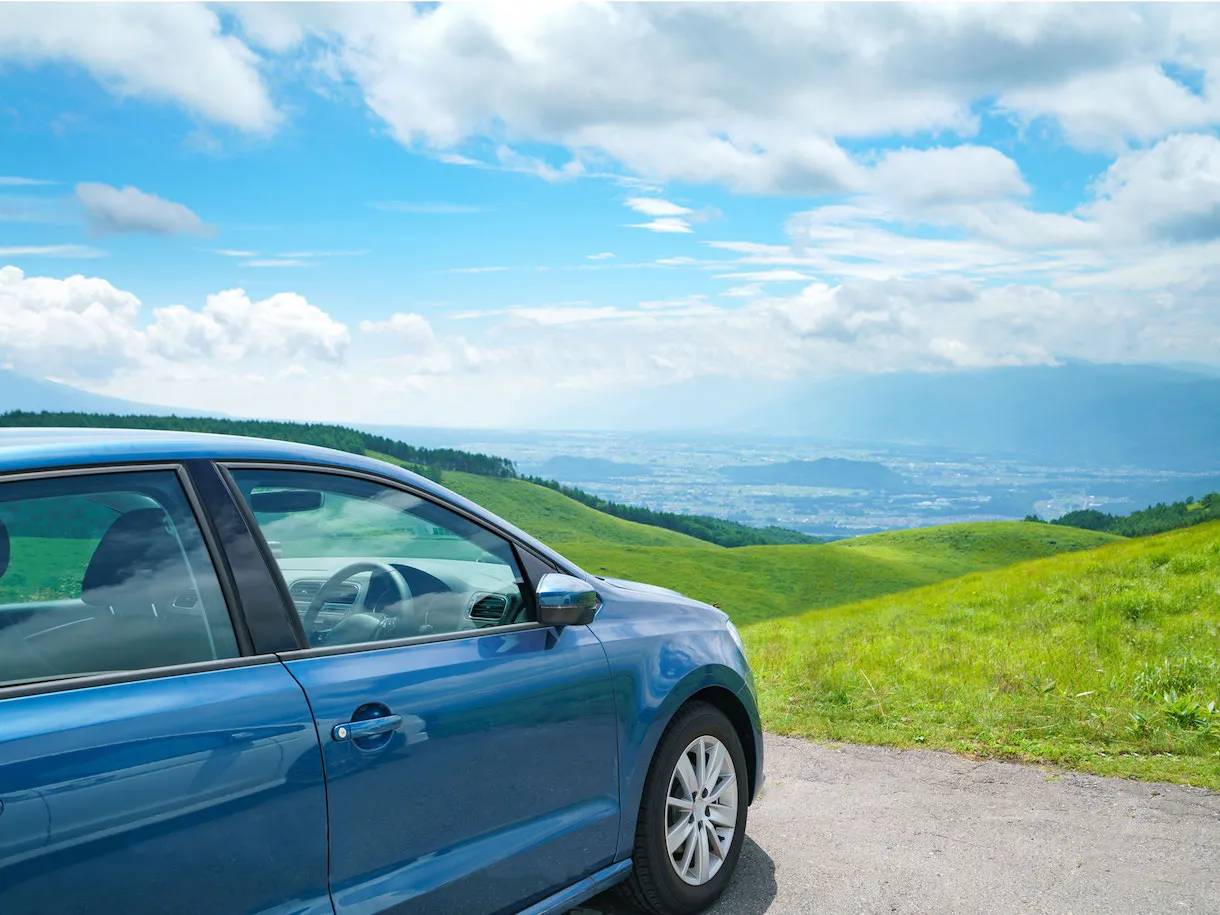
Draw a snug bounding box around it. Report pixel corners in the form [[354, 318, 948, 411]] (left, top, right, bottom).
[[617, 701, 749, 914]]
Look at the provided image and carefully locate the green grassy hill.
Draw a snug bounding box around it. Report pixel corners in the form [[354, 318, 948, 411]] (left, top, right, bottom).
[[441, 471, 716, 549], [749, 520, 1220, 789], [560, 521, 1118, 625]]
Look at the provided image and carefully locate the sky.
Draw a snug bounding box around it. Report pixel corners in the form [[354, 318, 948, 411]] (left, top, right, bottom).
[[2, 2, 1220, 427]]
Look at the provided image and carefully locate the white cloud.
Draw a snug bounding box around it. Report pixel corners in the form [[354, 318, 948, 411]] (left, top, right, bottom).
[[227, 3, 1220, 191], [628, 217, 693, 234], [0, 265, 142, 378], [1085, 133, 1220, 244], [586, 252, 615, 260], [625, 198, 691, 218], [1000, 64, 1220, 153], [76, 183, 213, 237], [871, 146, 1029, 208], [145, 290, 348, 365], [0, 176, 54, 187], [211, 248, 259, 258], [0, 245, 106, 258], [0, 3, 276, 130], [0, 266, 349, 382], [714, 270, 816, 283], [241, 259, 314, 268], [358, 312, 438, 351]]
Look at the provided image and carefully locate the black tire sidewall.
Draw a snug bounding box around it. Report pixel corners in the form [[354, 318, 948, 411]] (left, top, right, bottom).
[[637, 703, 749, 914]]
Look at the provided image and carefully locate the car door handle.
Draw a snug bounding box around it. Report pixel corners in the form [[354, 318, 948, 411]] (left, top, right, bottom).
[[332, 715, 403, 742]]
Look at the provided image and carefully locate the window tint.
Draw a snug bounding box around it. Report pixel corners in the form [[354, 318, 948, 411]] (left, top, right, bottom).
[[229, 468, 532, 649], [0, 471, 239, 688]]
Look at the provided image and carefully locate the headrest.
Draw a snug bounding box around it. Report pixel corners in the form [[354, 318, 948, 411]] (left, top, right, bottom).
[[0, 516, 8, 578], [81, 508, 193, 607]]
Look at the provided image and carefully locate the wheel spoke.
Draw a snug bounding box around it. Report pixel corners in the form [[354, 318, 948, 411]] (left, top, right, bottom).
[[679, 822, 699, 877], [674, 754, 699, 798], [708, 772, 736, 803], [695, 737, 707, 790], [667, 795, 693, 811], [694, 820, 711, 884], [706, 820, 726, 860], [667, 818, 694, 855], [707, 801, 736, 828], [704, 740, 726, 788]]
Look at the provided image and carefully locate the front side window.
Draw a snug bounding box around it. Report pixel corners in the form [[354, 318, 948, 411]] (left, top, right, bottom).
[[0, 470, 239, 688], [228, 468, 532, 648]]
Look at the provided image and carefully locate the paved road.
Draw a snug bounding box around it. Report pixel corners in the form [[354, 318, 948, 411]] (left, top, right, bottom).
[[574, 734, 1220, 915]]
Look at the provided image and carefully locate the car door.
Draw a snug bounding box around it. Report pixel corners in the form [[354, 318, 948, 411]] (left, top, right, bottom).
[[223, 464, 621, 915], [0, 465, 330, 915]]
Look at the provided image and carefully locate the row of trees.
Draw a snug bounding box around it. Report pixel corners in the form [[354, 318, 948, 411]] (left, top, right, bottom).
[[1033, 492, 1220, 538]]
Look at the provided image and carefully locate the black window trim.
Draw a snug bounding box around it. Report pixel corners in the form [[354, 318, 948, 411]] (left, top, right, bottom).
[[0, 461, 270, 701], [217, 459, 563, 660]]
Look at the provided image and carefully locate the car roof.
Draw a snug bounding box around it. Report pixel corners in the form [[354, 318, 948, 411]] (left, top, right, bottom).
[[0, 427, 376, 473], [0, 427, 583, 576]]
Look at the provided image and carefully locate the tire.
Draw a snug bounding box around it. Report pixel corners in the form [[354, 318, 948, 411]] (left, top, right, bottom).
[[616, 701, 749, 915]]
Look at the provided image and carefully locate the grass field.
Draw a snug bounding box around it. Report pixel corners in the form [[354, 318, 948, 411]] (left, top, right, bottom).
[[749, 521, 1220, 789], [446, 472, 1118, 624], [562, 522, 1118, 625]]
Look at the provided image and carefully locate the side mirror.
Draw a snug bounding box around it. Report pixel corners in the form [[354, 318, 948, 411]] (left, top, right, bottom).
[[536, 573, 602, 627]]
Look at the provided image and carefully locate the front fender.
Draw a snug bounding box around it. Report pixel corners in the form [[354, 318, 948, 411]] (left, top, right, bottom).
[[588, 603, 757, 861]]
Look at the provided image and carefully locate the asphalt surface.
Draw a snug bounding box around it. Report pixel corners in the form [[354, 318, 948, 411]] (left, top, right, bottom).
[[573, 734, 1220, 915]]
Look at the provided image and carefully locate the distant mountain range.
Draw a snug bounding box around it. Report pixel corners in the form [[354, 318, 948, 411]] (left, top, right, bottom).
[[5, 362, 1220, 473], [0, 369, 212, 417], [570, 362, 1220, 472], [721, 458, 908, 490]]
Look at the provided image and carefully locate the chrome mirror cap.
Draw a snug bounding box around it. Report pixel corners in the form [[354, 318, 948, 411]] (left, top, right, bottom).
[[536, 572, 602, 626]]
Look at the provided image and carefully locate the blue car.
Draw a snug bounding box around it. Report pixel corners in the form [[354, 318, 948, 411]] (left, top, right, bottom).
[[0, 429, 763, 915]]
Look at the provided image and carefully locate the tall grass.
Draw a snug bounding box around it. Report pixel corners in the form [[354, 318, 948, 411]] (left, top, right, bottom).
[[748, 521, 1220, 788]]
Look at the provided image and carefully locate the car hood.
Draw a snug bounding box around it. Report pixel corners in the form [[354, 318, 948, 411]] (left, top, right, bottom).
[[597, 576, 685, 599]]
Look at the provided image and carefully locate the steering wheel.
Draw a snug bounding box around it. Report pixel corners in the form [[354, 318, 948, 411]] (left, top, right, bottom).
[[302, 561, 413, 637]]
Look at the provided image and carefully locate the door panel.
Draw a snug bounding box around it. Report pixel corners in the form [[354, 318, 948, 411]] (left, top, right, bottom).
[[0, 663, 331, 915], [283, 624, 619, 915], [0, 466, 330, 915]]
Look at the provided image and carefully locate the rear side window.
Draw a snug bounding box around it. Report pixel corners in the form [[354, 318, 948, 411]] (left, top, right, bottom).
[[0, 470, 239, 689]]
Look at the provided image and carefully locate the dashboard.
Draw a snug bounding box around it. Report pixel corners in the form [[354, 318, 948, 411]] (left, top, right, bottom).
[[275, 555, 529, 643]]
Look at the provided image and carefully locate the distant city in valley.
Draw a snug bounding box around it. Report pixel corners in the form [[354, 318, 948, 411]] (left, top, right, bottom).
[[365, 426, 1220, 540], [4, 361, 1219, 540]]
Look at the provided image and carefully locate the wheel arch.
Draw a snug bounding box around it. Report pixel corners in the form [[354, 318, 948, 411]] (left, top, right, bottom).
[[682, 685, 758, 803]]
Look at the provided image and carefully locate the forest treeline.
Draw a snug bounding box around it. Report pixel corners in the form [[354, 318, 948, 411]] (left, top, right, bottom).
[[1035, 492, 1220, 538], [0, 411, 815, 547]]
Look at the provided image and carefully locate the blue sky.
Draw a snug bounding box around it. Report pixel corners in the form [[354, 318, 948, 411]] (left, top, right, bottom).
[[2, 3, 1220, 426]]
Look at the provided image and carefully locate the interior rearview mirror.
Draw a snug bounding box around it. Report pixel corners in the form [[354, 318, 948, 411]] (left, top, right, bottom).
[[249, 489, 325, 513], [536, 572, 602, 627]]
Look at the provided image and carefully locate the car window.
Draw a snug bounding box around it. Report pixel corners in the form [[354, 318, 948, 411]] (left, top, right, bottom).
[[229, 468, 532, 649], [0, 470, 239, 688]]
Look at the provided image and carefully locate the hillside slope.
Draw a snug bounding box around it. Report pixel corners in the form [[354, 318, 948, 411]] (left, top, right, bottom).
[[749, 521, 1220, 789], [561, 522, 1118, 625], [441, 471, 716, 549]]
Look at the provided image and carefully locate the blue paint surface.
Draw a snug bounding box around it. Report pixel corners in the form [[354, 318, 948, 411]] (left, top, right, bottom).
[[0, 431, 763, 914]]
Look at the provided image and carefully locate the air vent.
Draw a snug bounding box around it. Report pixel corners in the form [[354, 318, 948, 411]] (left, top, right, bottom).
[[289, 579, 359, 606], [469, 594, 508, 622]]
